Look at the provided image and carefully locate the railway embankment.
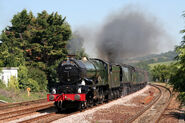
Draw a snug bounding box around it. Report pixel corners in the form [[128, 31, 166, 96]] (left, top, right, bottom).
[[53, 85, 154, 123], [0, 88, 47, 103], [0, 83, 184, 123], [53, 83, 184, 123]]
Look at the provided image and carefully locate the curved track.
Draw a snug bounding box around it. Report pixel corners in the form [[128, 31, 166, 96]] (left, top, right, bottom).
[[126, 83, 172, 123], [0, 84, 172, 123]]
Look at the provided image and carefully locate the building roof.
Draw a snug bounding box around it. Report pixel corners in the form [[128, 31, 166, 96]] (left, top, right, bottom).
[[1, 67, 19, 70]]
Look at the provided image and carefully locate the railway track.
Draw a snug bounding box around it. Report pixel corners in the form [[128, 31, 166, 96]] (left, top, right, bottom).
[[126, 83, 172, 123], [0, 97, 89, 123], [19, 112, 66, 123], [11, 95, 125, 123], [13, 85, 155, 123], [0, 84, 172, 123], [0, 98, 47, 110], [17, 101, 108, 123], [0, 100, 54, 122], [0, 96, 109, 123]]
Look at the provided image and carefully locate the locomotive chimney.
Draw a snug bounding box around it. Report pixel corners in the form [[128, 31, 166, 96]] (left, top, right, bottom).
[[67, 54, 76, 59]]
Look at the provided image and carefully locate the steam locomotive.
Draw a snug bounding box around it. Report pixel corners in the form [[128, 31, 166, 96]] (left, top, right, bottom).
[[47, 57, 148, 112]]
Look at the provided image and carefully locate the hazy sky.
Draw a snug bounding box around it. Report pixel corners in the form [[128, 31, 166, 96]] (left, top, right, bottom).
[[0, 0, 184, 45]]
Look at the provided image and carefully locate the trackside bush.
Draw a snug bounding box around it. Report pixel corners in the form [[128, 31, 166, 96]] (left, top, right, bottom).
[[18, 65, 48, 92], [25, 78, 40, 92], [0, 68, 4, 88], [28, 67, 48, 91], [0, 79, 6, 88], [178, 92, 185, 104], [18, 65, 29, 89], [8, 76, 19, 90]]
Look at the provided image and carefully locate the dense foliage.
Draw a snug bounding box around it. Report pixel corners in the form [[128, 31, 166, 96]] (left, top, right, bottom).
[[168, 12, 185, 103], [150, 12, 185, 104], [8, 76, 19, 90], [150, 63, 178, 82], [27, 67, 48, 91], [18, 65, 46, 91], [0, 9, 72, 91], [0, 79, 6, 88]]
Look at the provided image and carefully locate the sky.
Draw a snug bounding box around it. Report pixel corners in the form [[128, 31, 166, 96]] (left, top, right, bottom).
[[0, 0, 184, 46]]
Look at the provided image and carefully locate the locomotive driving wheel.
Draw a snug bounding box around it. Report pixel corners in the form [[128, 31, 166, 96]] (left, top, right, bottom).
[[109, 91, 114, 100], [116, 90, 119, 98], [113, 90, 116, 99], [55, 101, 64, 113], [86, 94, 93, 107], [99, 89, 105, 104]]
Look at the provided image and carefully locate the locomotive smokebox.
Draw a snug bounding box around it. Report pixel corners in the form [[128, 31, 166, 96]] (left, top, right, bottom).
[[58, 58, 84, 84], [57, 58, 105, 85]]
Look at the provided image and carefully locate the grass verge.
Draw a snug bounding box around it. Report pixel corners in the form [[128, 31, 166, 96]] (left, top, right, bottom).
[[0, 88, 48, 103]]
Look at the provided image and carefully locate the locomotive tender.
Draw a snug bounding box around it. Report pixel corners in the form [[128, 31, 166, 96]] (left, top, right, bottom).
[[47, 57, 148, 111]]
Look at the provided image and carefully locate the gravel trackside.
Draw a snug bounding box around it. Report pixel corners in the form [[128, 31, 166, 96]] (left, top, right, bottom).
[[53, 85, 151, 123]]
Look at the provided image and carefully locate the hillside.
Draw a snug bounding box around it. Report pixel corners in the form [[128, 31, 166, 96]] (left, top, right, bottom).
[[125, 50, 177, 65], [122, 51, 177, 72], [149, 61, 176, 68]]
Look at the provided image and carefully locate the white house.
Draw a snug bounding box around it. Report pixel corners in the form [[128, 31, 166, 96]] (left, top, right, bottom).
[[0, 67, 19, 86]]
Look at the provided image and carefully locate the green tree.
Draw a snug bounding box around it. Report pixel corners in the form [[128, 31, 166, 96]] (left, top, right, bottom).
[[0, 33, 25, 67], [151, 64, 170, 82], [0, 9, 72, 90], [169, 12, 185, 103]]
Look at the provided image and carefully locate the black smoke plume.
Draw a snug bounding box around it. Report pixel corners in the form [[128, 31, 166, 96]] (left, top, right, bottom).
[[75, 6, 174, 63], [96, 7, 173, 63], [67, 31, 84, 54]]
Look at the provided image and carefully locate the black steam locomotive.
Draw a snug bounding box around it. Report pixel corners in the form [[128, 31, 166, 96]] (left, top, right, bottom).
[[47, 57, 148, 111]]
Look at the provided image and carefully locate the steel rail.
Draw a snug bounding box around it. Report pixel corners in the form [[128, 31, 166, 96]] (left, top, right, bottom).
[[0, 103, 53, 121], [154, 84, 173, 123], [2, 84, 148, 122], [18, 96, 121, 123], [18, 112, 66, 123], [126, 83, 172, 123], [0, 98, 47, 110]]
